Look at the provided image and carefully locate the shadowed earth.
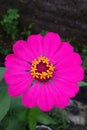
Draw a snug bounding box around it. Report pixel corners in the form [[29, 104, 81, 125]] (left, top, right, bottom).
[[0, 0, 87, 44]]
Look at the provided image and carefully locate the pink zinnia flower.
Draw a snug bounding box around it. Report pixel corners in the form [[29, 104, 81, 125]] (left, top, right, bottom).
[[4, 32, 84, 111]]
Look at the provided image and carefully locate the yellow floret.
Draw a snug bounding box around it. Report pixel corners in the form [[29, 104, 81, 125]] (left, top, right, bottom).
[[31, 56, 54, 81]]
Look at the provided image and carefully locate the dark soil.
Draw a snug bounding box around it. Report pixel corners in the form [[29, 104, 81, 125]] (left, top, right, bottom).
[[0, 30, 13, 66], [0, 53, 5, 66], [74, 86, 87, 104]]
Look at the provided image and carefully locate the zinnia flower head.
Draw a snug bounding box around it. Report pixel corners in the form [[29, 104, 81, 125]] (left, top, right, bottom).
[[4, 32, 84, 111]]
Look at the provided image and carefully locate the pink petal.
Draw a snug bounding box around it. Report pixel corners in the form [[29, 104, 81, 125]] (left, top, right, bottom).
[[22, 82, 40, 108], [43, 32, 61, 59], [57, 66, 83, 73], [4, 70, 30, 85], [8, 76, 33, 97], [13, 40, 34, 61], [55, 52, 82, 70], [27, 34, 43, 57], [56, 66, 84, 82], [37, 83, 55, 111], [55, 93, 70, 108], [52, 78, 79, 98], [51, 42, 74, 64], [48, 82, 70, 108], [5, 54, 30, 71]]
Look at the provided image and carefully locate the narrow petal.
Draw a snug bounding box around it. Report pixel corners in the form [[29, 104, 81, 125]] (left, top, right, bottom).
[[13, 40, 34, 61], [27, 34, 43, 57], [43, 32, 61, 59], [22, 82, 40, 108], [37, 83, 55, 111], [8, 77, 33, 96]]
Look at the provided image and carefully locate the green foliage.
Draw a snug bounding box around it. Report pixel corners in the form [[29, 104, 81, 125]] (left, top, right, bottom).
[[28, 107, 56, 130], [6, 117, 26, 130], [40, 30, 48, 36], [0, 67, 6, 81], [1, 9, 19, 40], [0, 46, 9, 56], [36, 111, 56, 125], [20, 23, 34, 39], [62, 38, 73, 42], [82, 45, 87, 55], [49, 108, 68, 130], [0, 87, 11, 122], [0, 81, 26, 130], [19, 109, 28, 122], [81, 45, 87, 71], [78, 81, 87, 87], [0, 108, 26, 130], [28, 109, 37, 130]]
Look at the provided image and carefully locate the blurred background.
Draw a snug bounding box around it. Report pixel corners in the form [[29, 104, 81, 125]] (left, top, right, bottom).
[[0, 0, 87, 42]]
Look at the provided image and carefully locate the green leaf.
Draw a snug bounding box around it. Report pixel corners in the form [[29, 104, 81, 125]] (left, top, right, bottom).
[[10, 96, 26, 122], [28, 107, 56, 130], [40, 30, 48, 36], [78, 81, 87, 87], [28, 23, 34, 29], [0, 67, 6, 81], [36, 111, 56, 125], [6, 118, 26, 130], [0, 79, 8, 88], [28, 115, 37, 130], [0, 87, 11, 121], [10, 96, 23, 108], [28, 108, 37, 130], [19, 108, 28, 122]]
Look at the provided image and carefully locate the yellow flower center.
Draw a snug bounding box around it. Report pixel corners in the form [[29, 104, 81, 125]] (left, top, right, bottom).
[[30, 56, 54, 81]]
